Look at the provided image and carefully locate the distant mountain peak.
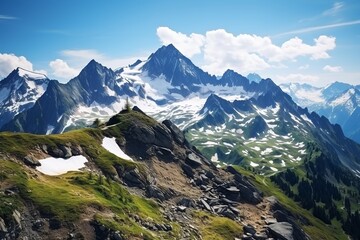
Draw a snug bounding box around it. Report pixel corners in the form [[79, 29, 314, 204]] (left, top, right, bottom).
[[247, 73, 262, 83]]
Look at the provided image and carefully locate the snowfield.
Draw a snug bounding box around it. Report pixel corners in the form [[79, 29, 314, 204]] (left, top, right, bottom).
[[102, 137, 133, 161], [36, 155, 88, 176]]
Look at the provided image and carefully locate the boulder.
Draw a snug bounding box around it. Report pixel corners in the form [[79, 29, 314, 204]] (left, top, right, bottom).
[[222, 209, 237, 220], [48, 147, 64, 158], [71, 145, 83, 155], [177, 197, 196, 208], [154, 146, 176, 162], [267, 222, 294, 240], [163, 119, 185, 145], [146, 185, 165, 201], [181, 163, 194, 178], [23, 155, 41, 167], [243, 224, 256, 235], [123, 168, 147, 189], [60, 145, 72, 158], [186, 153, 202, 167]]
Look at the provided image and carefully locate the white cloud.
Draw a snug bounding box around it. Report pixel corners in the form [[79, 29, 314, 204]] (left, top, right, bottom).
[[49, 59, 79, 79], [60, 49, 145, 70], [275, 20, 360, 37], [298, 64, 309, 70], [323, 2, 344, 16], [156, 26, 205, 58], [0, 53, 46, 79], [274, 73, 320, 85], [156, 27, 336, 75], [323, 65, 343, 72]]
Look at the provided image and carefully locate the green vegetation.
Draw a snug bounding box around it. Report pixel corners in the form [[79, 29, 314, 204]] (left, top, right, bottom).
[[232, 166, 348, 240], [192, 211, 242, 240]]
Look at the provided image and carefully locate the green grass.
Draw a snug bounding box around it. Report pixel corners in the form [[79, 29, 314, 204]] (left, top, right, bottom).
[[232, 166, 348, 240], [192, 211, 243, 240]]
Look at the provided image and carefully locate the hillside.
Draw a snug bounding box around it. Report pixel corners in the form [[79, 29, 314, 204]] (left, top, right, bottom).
[[0, 107, 351, 239]]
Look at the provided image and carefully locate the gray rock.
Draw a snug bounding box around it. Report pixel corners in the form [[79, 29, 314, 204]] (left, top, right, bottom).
[[146, 185, 165, 201], [112, 231, 123, 240], [177, 197, 196, 208], [177, 206, 187, 212], [0, 217, 7, 233], [48, 147, 64, 158], [123, 168, 147, 189], [23, 155, 41, 167], [267, 222, 294, 240], [12, 210, 22, 230], [163, 119, 185, 145], [186, 153, 202, 167], [71, 145, 83, 155], [253, 233, 268, 240], [200, 199, 212, 212], [265, 218, 277, 225], [243, 224, 256, 235], [181, 163, 194, 178], [154, 146, 175, 162], [60, 145, 72, 158], [32, 219, 44, 231], [222, 209, 237, 220]]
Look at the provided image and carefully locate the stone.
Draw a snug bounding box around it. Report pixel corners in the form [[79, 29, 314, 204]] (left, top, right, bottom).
[[253, 233, 268, 240], [200, 199, 212, 212], [48, 147, 64, 158], [23, 155, 41, 167], [177, 206, 187, 212], [146, 185, 165, 201], [0, 217, 7, 233], [71, 145, 83, 155], [32, 219, 44, 231], [265, 218, 277, 225], [162, 119, 185, 145], [186, 153, 202, 167], [177, 197, 196, 208], [154, 146, 175, 162], [205, 170, 215, 179], [60, 145, 72, 158], [181, 163, 194, 178], [267, 222, 294, 240], [200, 174, 210, 184], [243, 224, 256, 235], [123, 168, 146, 188], [222, 209, 237, 220], [112, 231, 123, 240], [12, 210, 22, 230]]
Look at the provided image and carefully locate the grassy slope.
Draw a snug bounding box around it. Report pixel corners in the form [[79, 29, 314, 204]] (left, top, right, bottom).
[[233, 166, 348, 240], [0, 112, 175, 239]]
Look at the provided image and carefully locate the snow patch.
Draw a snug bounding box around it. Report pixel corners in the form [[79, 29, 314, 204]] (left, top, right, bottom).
[[36, 155, 88, 176], [102, 137, 133, 161]]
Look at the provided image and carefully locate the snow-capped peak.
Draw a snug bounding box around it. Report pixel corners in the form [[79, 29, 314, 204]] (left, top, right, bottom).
[[18, 67, 48, 80]]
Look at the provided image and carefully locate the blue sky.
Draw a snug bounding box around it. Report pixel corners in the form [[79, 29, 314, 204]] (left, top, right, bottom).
[[0, 0, 359, 86]]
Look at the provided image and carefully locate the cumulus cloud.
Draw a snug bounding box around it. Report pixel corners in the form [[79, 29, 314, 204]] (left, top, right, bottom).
[[0, 53, 46, 79], [323, 65, 343, 72], [156, 27, 205, 58], [156, 27, 336, 75], [49, 59, 79, 79]]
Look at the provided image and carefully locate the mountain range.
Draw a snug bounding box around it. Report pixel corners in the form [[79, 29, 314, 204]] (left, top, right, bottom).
[[1, 44, 360, 239], [281, 82, 360, 143]]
